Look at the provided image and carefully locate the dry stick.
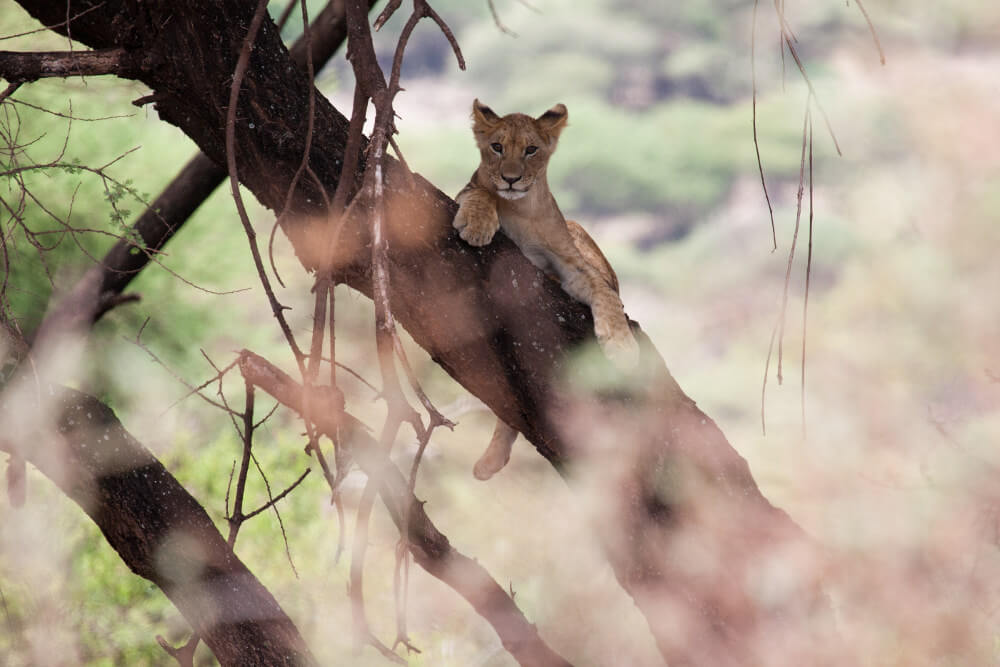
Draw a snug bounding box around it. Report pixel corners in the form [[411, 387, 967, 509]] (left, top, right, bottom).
[[487, 0, 518, 36], [225, 0, 307, 372], [290, 0, 343, 500], [853, 0, 886, 66], [774, 10, 842, 156], [326, 282, 348, 564], [751, 0, 777, 250], [0, 48, 141, 81], [275, 0, 299, 30], [350, 478, 406, 664], [237, 350, 573, 667], [342, 1, 415, 650], [775, 97, 812, 385], [243, 468, 311, 522], [761, 96, 811, 435], [760, 321, 778, 436], [227, 380, 257, 547], [366, 2, 465, 648], [269, 0, 320, 289], [801, 111, 813, 438]]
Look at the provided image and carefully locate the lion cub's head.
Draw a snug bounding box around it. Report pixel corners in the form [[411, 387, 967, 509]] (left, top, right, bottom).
[[470, 99, 568, 201]]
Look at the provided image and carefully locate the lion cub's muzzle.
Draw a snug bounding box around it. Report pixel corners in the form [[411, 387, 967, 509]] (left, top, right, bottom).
[[495, 174, 530, 200]]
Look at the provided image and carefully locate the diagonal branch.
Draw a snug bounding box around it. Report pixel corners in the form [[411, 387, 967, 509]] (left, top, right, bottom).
[[237, 349, 573, 667], [0, 386, 317, 665]]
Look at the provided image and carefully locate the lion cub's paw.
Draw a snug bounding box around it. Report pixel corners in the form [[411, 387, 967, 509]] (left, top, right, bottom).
[[596, 320, 640, 369], [473, 421, 518, 481], [453, 204, 500, 247], [473, 449, 507, 481]]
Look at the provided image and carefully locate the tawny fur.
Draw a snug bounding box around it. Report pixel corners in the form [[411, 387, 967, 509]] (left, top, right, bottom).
[[453, 99, 639, 480]]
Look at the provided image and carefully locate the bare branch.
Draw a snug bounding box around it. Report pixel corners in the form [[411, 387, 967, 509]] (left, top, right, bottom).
[[243, 468, 311, 521], [0, 48, 143, 82], [237, 349, 573, 667], [751, 0, 777, 250], [854, 0, 886, 65], [487, 0, 518, 37], [0, 387, 316, 664]]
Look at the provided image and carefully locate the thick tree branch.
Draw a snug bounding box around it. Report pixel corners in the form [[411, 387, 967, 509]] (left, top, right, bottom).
[[0, 48, 143, 81], [0, 387, 316, 666]]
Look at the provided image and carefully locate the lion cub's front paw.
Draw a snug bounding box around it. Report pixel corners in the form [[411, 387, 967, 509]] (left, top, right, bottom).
[[595, 318, 640, 369], [453, 205, 500, 247]]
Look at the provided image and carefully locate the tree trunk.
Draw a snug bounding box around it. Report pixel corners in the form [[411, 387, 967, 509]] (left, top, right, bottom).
[[11, 1, 838, 663]]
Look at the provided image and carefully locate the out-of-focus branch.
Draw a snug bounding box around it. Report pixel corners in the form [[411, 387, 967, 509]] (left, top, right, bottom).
[[237, 349, 574, 667], [0, 48, 143, 81], [0, 387, 317, 666]]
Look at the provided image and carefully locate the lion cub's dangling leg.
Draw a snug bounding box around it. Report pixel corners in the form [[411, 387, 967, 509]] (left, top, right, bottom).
[[453, 99, 639, 480], [473, 421, 519, 480]]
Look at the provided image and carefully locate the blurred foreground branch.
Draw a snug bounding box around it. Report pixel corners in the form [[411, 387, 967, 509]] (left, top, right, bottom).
[[0, 387, 316, 666], [238, 349, 572, 667]]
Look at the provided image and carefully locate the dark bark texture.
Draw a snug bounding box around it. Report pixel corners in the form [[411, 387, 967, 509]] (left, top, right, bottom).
[[1, 388, 315, 666], [11, 1, 838, 664]]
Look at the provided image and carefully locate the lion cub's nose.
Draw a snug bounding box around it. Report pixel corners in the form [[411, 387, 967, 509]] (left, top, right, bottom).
[[502, 174, 521, 185]]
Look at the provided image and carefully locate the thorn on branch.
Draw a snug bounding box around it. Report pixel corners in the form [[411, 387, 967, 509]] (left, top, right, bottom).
[[0, 82, 21, 105], [131, 93, 162, 107]]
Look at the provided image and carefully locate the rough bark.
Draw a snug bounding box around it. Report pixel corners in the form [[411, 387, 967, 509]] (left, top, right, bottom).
[[0, 388, 316, 666], [9, 1, 838, 664]]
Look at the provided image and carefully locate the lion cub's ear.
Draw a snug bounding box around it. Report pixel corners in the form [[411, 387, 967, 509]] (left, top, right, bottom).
[[472, 98, 501, 133], [535, 103, 568, 141]]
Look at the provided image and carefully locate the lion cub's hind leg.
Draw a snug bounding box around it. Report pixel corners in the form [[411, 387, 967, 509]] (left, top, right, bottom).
[[473, 419, 519, 480], [453, 186, 500, 247]]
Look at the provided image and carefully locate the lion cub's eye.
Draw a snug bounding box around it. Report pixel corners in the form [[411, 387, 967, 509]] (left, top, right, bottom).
[[490, 142, 503, 154], [525, 145, 538, 156]]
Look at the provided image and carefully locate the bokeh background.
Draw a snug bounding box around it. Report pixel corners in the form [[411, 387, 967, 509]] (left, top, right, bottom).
[[2, 0, 1000, 664]]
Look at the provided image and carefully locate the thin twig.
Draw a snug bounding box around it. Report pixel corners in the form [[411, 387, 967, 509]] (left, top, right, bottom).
[[800, 110, 813, 439], [487, 0, 518, 37], [227, 380, 256, 547], [751, 0, 777, 250], [853, 0, 886, 65], [772, 6, 842, 156], [224, 0, 307, 371], [243, 468, 311, 521], [775, 97, 812, 385]]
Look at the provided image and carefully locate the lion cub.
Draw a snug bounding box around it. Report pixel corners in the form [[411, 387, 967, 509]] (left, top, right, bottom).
[[453, 99, 639, 480]]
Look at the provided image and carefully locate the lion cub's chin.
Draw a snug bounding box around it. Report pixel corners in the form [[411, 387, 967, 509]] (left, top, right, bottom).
[[497, 189, 528, 201]]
